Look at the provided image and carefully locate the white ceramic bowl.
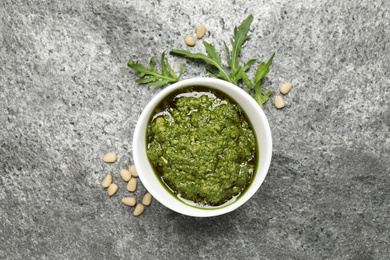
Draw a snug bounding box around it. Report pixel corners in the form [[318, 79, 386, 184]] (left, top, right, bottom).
[[133, 78, 272, 217]]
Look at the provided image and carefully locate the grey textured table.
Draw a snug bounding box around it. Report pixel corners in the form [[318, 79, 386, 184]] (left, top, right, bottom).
[[1, 0, 389, 259]]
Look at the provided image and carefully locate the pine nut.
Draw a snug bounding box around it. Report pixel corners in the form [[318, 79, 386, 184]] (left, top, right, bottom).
[[142, 192, 153, 206], [120, 169, 131, 182], [280, 81, 292, 94], [274, 95, 286, 109], [184, 35, 195, 46], [107, 183, 118, 196], [196, 25, 206, 39], [133, 204, 145, 217], [129, 165, 138, 177], [127, 178, 137, 192], [121, 197, 136, 207], [103, 152, 117, 163], [102, 173, 113, 188]]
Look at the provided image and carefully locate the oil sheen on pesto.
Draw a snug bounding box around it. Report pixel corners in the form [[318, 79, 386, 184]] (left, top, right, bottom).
[[147, 87, 257, 206]]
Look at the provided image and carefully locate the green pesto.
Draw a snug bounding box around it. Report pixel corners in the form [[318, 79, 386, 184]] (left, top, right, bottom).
[[146, 87, 257, 206]]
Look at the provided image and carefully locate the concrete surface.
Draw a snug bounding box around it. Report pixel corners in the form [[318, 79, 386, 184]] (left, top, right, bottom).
[[1, 0, 389, 259]]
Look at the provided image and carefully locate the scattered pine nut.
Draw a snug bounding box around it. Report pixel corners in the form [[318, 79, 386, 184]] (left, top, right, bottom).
[[121, 197, 136, 207], [184, 35, 195, 46], [120, 169, 132, 182], [107, 183, 118, 196], [142, 192, 153, 206], [133, 204, 145, 217], [196, 25, 206, 39], [102, 173, 113, 188], [127, 178, 137, 192], [280, 81, 292, 94], [103, 152, 117, 163], [274, 95, 286, 109], [129, 165, 138, 177]]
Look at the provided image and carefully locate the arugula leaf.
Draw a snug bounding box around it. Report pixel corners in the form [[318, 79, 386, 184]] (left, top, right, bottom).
[[239, 70, 254, 93], [253, 85, 273, 108], [170, 41, 230, 82], [254, 52, 275, 85], [225, 14, 254, 82], [242, 58, 257, 72], [232, 58, 256, 86], [128, 52, 183, 87], [252, 53, 276, 107]]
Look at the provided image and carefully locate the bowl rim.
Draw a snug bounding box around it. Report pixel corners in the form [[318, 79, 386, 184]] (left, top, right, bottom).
[[133, 77, 272, 217]]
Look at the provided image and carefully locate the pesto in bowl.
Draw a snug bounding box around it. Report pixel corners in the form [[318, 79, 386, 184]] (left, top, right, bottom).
[[146, 87, 257, 206], [133, 78, 272, 217]]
